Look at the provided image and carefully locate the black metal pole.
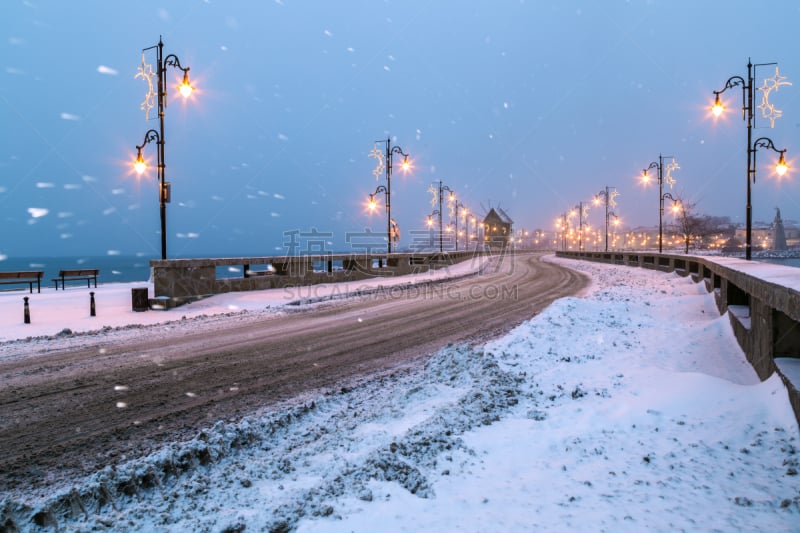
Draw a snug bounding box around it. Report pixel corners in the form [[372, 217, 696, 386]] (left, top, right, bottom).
[[658, 155, 663, 254], [438, 181, 443, 253], [157, 38, 168, 260], [454, 202, 459, 251], [745, 60, 754, 261], [604, 187, 609, 253], [384, 138, 392, 254]]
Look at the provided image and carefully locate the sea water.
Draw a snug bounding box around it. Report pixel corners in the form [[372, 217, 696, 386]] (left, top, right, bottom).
[[0, 256, 153, 284], [759, 257, 800, 269]]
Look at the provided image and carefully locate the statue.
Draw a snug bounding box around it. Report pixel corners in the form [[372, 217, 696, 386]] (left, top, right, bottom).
[[773, 207, 788, 251]]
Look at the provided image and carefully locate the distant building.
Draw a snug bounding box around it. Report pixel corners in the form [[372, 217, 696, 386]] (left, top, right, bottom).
[[483, 207, 513, 249], [733, 210, 800, 251]]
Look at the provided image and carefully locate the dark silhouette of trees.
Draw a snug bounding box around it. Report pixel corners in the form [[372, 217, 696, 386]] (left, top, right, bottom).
[[670, 198, 733, 253]]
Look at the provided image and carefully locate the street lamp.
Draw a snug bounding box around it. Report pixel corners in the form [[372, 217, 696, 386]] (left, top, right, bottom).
[[593, 186, 619, 252], [470, 216, 478, 250], [642, 154, 678, 253], [569, 202, 589, 252], [556, 212, 570, 251], [712, 59, 791, 260], [132, 36, 194, 260], [451, 200, 466, 251], [368, 137, 411, 254], [459, 204, 469, 251], [431, 181, 455, 252]]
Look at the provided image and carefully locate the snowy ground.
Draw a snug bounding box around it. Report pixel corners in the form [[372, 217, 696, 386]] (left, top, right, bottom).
[[2, 255, 799, 532]]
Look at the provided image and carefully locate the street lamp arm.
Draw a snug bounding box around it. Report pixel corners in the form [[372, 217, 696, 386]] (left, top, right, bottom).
[[643, 161, 659, 175], [713, 75, 746, 95], [163, 54, 190, 74], [136, 129, 160, 151], [371, 185, 388, 196], [389, 145, 409, 159], [712, 75, 747, 120], [752, 137, 786, 155], [662, 192, 678, 202]]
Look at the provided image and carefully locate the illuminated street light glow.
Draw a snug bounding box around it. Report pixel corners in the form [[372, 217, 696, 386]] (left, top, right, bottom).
[[178, 70, 194, 98], [134, 150, 147, 175], [711, 93, 725, 117], [776, 152, 789, 176], [367, 193, 378, 211]]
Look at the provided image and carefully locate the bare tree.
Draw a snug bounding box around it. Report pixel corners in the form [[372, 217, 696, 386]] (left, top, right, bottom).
[[669, 198, 729, 253]]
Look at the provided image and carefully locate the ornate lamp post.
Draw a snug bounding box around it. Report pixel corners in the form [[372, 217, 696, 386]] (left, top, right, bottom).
[[133, 36, 194, 260], [458, 204, 469, 251], [368, 137, 411, 254], [642, 154, 678, 253], [556, 212, 569, 251], [593, 186, 619, 252], [571, 202, 589, 252], [427, 181, 455, 252], [712, 59, 790, 260]]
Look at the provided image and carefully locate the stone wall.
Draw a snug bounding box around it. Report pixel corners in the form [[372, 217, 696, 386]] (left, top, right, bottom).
[[150, 251, 483, 305]]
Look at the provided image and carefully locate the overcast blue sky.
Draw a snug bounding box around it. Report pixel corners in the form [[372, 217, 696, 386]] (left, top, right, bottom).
[[2, 0, 799, 258]]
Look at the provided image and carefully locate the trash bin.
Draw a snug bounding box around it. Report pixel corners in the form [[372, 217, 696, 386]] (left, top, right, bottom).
[[131, 287, 149, 312]]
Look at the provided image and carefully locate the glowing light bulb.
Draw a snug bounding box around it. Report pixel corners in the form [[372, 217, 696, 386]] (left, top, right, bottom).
[[711, 94, 724, 117], [134, 151, 147, 175], [776, 153, 789, 176], [426, 216, 434, 227], [178, 71, 193, 98], [400, 156, 411, 172]]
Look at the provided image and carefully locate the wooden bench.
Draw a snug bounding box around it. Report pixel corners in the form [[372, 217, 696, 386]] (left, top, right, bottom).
[[0, 271, 44, 293], [52, 269, 99, 290]]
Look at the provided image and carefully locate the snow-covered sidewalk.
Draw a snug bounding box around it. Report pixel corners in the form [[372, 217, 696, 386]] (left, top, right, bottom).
[[2, 255, 798, 532]]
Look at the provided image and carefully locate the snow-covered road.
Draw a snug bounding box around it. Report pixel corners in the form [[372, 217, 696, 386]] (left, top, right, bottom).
[[1, 255, 798, 532]]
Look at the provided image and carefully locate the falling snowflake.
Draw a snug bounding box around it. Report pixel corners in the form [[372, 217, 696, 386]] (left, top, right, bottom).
[[135, 52, 157, 120], [27, 207, 48, 218], [757, 66, 791, 128]]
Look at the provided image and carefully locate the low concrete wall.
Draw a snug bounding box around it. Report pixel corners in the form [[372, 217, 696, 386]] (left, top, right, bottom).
[[556, 250, 800, 427], [150, 251, 483, 305]]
